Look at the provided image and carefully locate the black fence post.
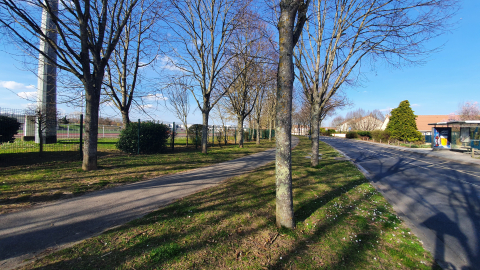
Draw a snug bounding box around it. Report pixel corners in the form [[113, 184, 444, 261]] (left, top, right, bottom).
[[79, 114, 83, 160], [224, 126, 227, 145], [172, 122, 175, 151], [212, 125, 215, 146], [137, 119, 140, 154], [235, 127, 237, 145]]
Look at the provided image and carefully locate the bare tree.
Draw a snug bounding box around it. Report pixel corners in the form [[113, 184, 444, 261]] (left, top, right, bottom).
[[265, 86, 276, 141], [253, 82, 267, 144], [221, 11, 271, 148], [341, 108, 384, 131], [456, 101, 480, 120], [0, 0, 140, 170], [294, 0, 457, 167], [165, 77, 192, 146], [274, 0, 311, 229], [104, 0, 164, 127], [330, 115, 345, 128], [165, 0, 251, 154], [292, 100, 310, 135]]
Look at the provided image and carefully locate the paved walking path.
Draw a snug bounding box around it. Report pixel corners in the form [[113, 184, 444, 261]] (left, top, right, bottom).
[[0, 137, 298, 270]]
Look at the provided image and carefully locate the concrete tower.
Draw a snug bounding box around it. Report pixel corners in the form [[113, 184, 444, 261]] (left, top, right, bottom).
[[35, 0, 58, 144]]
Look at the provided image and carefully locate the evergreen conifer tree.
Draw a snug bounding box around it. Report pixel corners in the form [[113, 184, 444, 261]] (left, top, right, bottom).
[[386, 100, 423, 142]]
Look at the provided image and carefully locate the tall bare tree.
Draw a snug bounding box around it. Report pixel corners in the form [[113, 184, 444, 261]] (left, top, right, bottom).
[[274, 0, 311, 229], [0, 0, 140, 170], [165, 0, 251, 154], [221, 9, 270, 148], [165, 77, 192, 146], [104, 0, 164, 127], [253, 66, 275, 144], [295, 0, 457, 167], [265, 87, 276, 141]]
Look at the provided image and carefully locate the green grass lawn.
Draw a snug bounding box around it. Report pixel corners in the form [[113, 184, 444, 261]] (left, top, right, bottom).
[[19, 137, 440, 269], [0, 140, 275, 214]]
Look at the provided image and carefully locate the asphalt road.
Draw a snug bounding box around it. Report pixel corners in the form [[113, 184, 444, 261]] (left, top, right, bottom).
[[0, 137, 298, 270], [320, 137, 480, 270]]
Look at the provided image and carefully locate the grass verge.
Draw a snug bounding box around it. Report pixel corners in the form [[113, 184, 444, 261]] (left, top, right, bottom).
[[0, 140, 275, 214], [20, 137, 440, 269]]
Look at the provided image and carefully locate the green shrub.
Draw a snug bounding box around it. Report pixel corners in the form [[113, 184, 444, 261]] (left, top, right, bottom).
[[346, 131, 358, 139], [0, 115, 21, 144], [371, 130, 391, 142], [188, 124, 204, 145], [116, 121, 170, 154], [319, 128, 335, 136], [244, 131, 250, 141], [357, 131, 371, 138]]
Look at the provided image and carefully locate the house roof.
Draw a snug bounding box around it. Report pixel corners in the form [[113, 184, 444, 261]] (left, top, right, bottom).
[[415, 115, 451, 131]]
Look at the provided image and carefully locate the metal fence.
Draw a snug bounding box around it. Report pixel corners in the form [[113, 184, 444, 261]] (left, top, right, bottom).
[[0, 108, 275, 157], [0, 108, 124, 155]]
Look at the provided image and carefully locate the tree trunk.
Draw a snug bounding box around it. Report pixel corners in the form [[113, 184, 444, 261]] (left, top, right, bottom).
[[256, 118, 260, 145], [275, 3, 296, 229], [82, 83, 100, 171], [237, 116, 244, 148], [310, 103, 320, 166], [268, 115, 272, 141], [121, 109, 130, 128], [201, 110, 209, 154]]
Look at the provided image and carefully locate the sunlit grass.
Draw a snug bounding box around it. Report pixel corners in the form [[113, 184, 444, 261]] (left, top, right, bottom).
[[0, 140, 275, 214], [19, 137, 440, 270]]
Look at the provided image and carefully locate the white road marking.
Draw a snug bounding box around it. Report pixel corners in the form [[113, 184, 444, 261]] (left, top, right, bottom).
[[324, 138, 480, 187]]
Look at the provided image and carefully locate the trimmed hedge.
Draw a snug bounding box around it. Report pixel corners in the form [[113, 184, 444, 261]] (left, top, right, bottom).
[[116, 122, 170, 154], [320, 128, 336, 136], [346, 131, 358, 139], [357, 131, 371, 138], [371, 130, 391, 142], [0, 115, 21, 144]]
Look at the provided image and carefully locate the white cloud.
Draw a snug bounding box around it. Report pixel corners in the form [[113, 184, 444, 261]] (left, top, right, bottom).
[[144, 93, 167, 101], [159, 56, 182, 72], [380, 107, 393, 112], [138, 104, 153, 109], [17, 91, 37, 100], [0, 81, 35, 91], [411, 103, 420, 107]]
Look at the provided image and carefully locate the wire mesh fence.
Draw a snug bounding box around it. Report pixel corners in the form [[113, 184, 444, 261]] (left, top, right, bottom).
[[0, 108, 276, 158], [0, 107, 123, 155]]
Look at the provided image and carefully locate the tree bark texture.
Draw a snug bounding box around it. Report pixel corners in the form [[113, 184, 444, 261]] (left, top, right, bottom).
[[121, 109, 130, 128], [237, 116, 245, 148], [83, 82, 101, 170], [201, 110, 209, 154], [268, 116, 272, 141], [256, 118, 260, 145], [275, 1, 297, 229], [310, 102, 320, 166]]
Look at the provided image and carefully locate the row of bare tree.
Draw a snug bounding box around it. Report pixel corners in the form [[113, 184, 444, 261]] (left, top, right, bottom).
[[0, 0, 457, 229]]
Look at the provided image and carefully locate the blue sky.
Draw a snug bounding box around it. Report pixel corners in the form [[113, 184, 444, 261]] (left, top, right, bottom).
[[325, 0, 480, 126], [0, 0, 478, 126]]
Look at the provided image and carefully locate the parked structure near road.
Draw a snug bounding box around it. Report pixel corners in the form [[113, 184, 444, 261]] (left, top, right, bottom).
[[428, 120, 480, 151]]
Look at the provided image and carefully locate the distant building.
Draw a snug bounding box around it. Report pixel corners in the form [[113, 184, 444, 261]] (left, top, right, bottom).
[[337, 115, 383, 132], [381, 115, 452, 135]]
